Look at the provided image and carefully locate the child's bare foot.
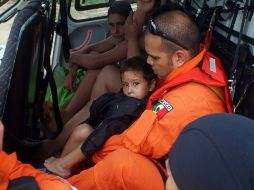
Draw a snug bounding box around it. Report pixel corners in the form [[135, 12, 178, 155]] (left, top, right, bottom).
[[44, 157, 71, 178], [44, 156, 55, 164]]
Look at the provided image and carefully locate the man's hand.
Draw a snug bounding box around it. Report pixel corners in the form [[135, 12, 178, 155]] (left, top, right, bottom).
[[137, 0, 155, 13], [69, 53, 77, 64], [64, 63, 78, 90], [64, 72, 75, 90]]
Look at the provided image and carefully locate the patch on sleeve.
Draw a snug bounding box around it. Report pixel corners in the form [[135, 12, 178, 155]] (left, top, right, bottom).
[[152, 99, 173, 119]]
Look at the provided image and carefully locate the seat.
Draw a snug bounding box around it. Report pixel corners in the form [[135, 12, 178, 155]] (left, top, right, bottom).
[[0, 0, 55, 156]]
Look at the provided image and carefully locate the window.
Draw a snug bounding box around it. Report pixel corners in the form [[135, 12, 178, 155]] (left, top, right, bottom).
[[0, 0, 20, 62], [70, 0, 136, 21], [70, 0, 110, 20], [0, 0, 19, 15], [80, 0, 109, 7]]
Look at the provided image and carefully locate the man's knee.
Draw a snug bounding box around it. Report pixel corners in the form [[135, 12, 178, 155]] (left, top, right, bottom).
[[99, 65, 120, 80], [91, 65, 121, 98], [101, 65, 121, 91], [101, 65, 117, 73]]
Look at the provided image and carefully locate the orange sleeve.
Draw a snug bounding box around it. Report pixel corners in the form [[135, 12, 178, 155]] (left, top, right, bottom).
[[92, 83, 226, 160], [91, 134, 123, 163], [0, 151, 72, 190], [123, 82, 227, 158]]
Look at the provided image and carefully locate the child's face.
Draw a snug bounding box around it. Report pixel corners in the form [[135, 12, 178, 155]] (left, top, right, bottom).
[[121, 70, 155, 99], [108, 13, 126, 42]]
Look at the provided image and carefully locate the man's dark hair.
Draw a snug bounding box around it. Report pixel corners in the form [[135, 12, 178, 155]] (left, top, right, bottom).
[[120, 56, 156, 84], [151, 4, 201, 55], [108, 1, 132, 19]]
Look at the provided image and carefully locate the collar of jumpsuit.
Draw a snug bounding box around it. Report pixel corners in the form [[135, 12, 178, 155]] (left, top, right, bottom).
[[163, 46, 206, 84]]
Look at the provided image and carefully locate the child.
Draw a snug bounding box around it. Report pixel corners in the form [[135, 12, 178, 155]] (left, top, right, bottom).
[[44, 56, 156, 178]]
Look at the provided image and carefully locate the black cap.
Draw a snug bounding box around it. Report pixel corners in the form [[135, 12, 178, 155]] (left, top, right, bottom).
[[169, 113, 254, 190]]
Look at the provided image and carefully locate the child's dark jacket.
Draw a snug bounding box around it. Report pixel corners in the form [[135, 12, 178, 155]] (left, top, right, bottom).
[[81, 92, 147, 158]]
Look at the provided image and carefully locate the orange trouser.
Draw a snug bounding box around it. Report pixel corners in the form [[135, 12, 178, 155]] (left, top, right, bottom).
[[0, 151, 71, 190], [0, 149, 164, 190], [68, 148, 165, 190]]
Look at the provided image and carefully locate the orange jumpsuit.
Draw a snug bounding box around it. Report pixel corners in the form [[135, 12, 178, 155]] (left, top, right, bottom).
[[89, 47, 232, 162], [0, 152, 72, 190], [0, 149, 164, 190], [68, 47, 233, 189], [0, 48, 233, 190]]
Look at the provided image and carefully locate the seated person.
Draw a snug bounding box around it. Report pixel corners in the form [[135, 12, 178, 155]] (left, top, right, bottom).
[[38, 0, 159, 159], [44, 56, 156, 178], [66, 0, 159, 117], [0, 123, 74, 190], [166, 113, 254, 190], [63, 1, 133, 119]]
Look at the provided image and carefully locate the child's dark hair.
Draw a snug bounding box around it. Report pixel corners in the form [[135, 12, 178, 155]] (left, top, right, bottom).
[[120, 56, 156, 84], [108, 1, 132, 19]]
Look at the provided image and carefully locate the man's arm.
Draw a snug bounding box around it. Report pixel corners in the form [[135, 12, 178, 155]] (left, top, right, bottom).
[[91, 101, 186, 161], [64, 36, 117, 89], [0, 152, 72, 190], [70, 40, 128, 70], [0, 122, 72, 190], [125, 13, 142, 58], [92, 83, 227, 162], [72, 36, 116, 55], [125, 0, 155, 58], [134, 0, 156, 31]]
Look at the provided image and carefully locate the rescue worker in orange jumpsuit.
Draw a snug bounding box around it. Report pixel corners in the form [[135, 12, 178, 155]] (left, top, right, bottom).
[[0, 6, 233, 190]]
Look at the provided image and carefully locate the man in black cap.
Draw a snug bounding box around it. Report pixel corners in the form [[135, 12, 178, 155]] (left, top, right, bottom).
[[166, 113, 254, 190]]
